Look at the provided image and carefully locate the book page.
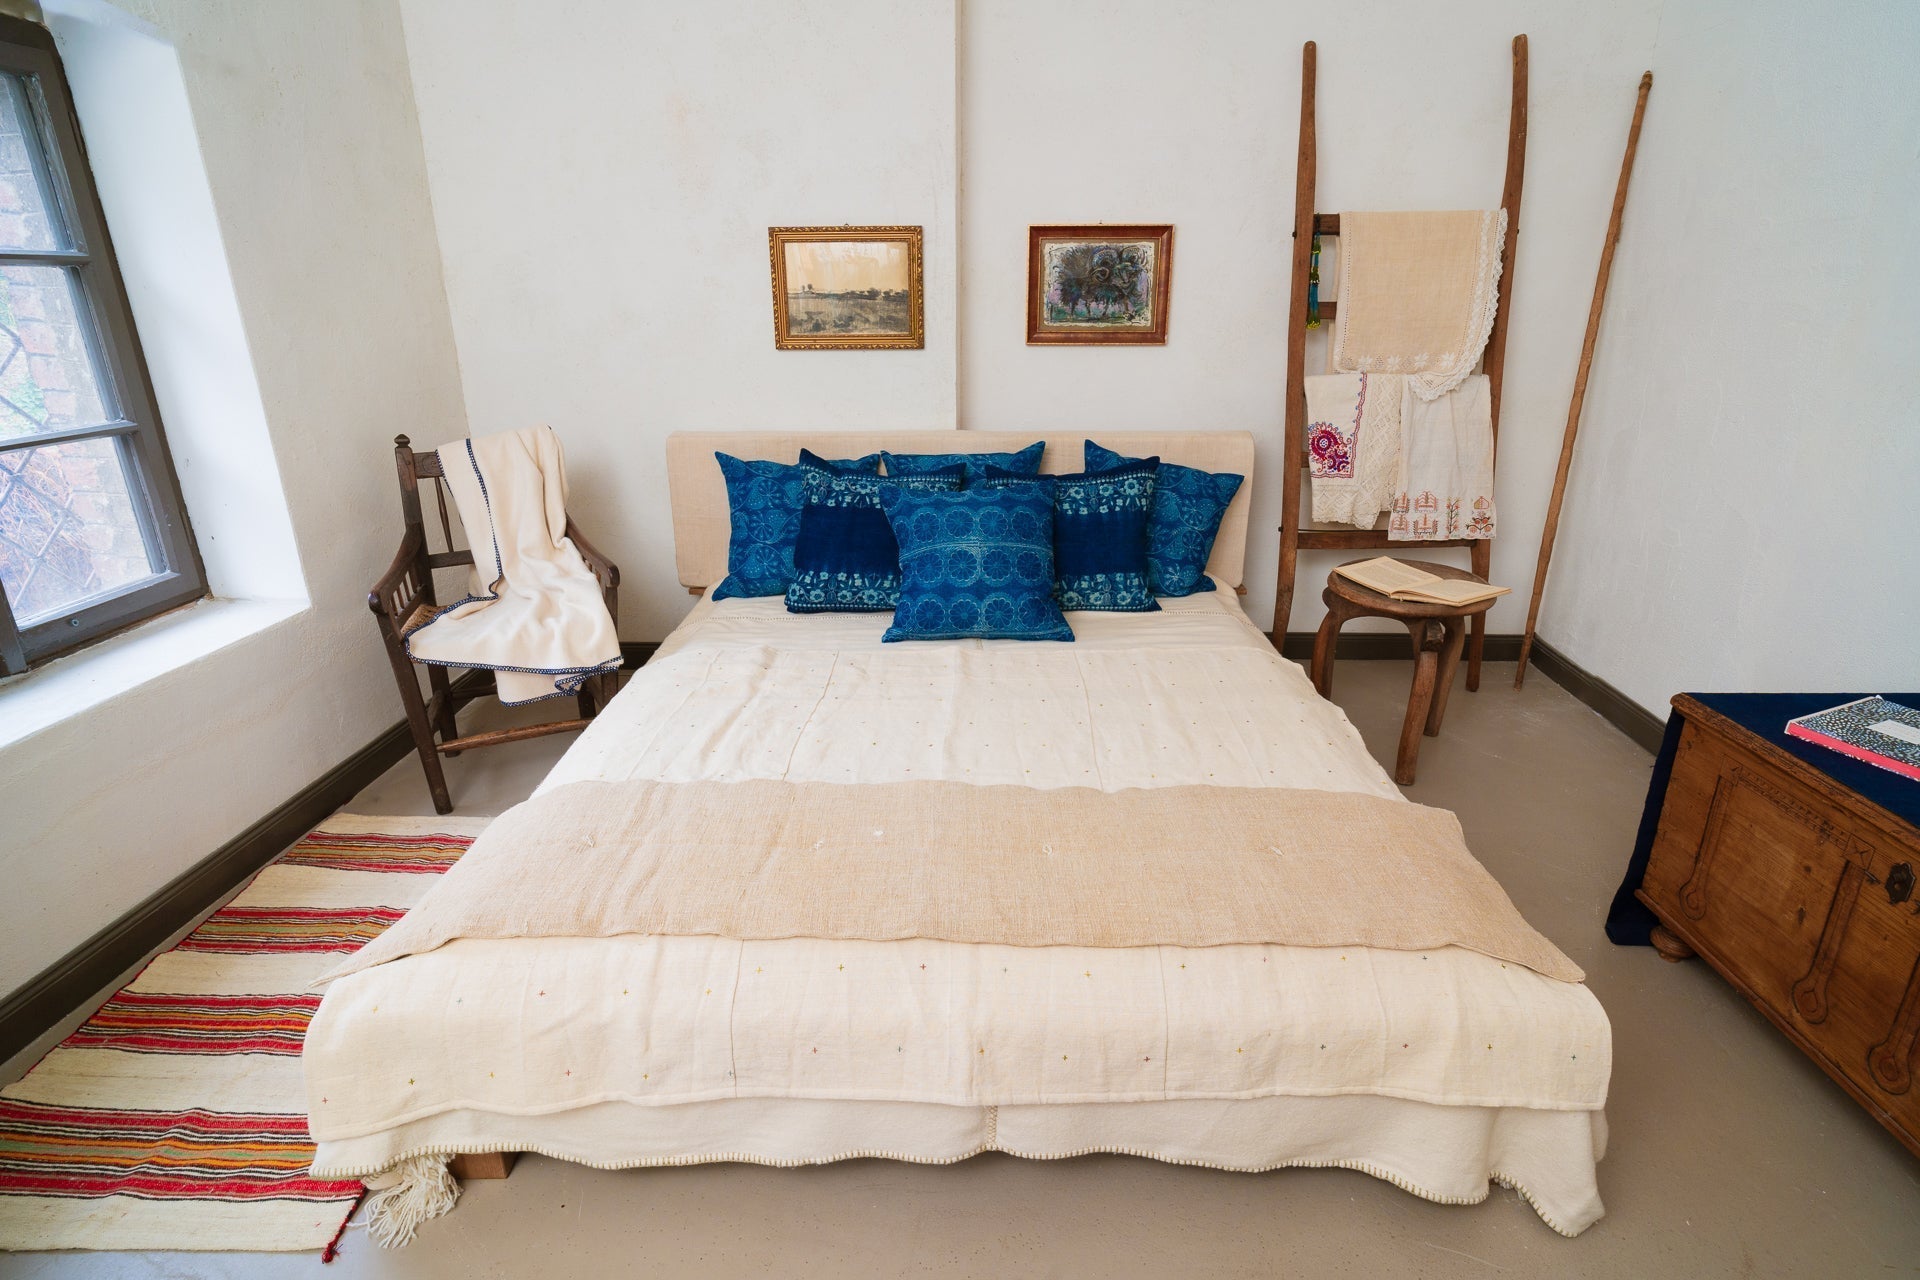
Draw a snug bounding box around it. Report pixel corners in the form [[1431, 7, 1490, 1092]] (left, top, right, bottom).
[[1332, 557, 1436, 595], [1399, 580, 1510, 606]]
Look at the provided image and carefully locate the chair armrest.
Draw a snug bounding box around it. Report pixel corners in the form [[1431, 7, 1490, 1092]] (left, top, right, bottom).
[[368, 526, 427, 626], [565, 518, 621, 589]]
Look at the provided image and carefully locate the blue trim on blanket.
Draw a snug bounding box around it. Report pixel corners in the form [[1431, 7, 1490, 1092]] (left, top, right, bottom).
[[400, 438, 621, 706]]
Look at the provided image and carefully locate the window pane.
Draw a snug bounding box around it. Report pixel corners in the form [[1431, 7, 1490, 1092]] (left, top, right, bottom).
[[0, 73, 67, 252], [0, 265, 110, 439], [0, 436, 157, 624]]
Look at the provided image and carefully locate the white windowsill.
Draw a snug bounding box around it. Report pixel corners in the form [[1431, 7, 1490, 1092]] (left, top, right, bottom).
[[0, 595, 307, 749]]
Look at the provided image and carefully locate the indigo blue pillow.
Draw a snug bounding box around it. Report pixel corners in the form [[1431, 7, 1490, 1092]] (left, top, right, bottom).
[[988, 459, 1159, 612], [878, 484, 1073, 642], [712, 451, 881, 600], [786, 450, 964, 613], [1085, 441, 1244, 597], [883, 440, 1044, 487]]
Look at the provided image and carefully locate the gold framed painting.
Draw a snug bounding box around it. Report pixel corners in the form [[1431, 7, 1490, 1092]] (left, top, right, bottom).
[[769, 226, 924, 349], [1026, 224, 1173, 345]]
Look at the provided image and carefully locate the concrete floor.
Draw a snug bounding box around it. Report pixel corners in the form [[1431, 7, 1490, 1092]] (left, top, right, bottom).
[[9, 660, 1920, 1278]]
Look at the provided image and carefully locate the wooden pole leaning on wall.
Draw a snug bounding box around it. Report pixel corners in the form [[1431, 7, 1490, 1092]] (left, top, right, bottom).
[[1272, 38, 1317, 647], [1514, 71, 1654, 689]]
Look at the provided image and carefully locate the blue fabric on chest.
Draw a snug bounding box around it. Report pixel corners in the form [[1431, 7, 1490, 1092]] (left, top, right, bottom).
[[712, 451, 881, 600], [1084, 441, 1243, 597], [883, 440, 1044, 487], [988, 459, 1159, 612], [786, 450, 964, 613], [878, 484, 1073, 642]]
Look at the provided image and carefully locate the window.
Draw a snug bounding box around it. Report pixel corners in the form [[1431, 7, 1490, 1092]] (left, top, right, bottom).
[[0, 16, 202, 675]]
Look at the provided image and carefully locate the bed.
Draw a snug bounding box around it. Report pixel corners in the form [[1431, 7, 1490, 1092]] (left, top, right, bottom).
[[304, 431, 1610, 1239]]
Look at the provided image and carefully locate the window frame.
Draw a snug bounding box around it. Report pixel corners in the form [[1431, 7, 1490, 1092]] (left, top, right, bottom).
[[0, 16, 204, 675]]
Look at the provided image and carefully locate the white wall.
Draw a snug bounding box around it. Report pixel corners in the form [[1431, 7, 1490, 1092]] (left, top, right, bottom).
[[1539, 0, 1920, 714], [399, 0, 961, 640], [0, 0, 468, 996], [960, 0, 1661, 634]]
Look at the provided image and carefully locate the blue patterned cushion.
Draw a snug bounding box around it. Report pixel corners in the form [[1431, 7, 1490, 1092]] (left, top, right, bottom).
[[989, 459, 1159, 612], [712, 451, 881, 600], [878, 484, 1073, 642], [1085, 441, 1244, 596], [786, 451, 964, 613], [883, 440, 1044, 487]]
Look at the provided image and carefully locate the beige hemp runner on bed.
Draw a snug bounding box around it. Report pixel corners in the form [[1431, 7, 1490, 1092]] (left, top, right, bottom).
[[323, 780, 1582, 985]]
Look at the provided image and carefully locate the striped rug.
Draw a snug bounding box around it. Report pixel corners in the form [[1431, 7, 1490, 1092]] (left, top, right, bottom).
[[0, 815, 486, 1255]]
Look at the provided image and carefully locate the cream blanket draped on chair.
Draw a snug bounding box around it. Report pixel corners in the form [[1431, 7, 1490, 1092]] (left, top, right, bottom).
[[403, 425, 621, 704]]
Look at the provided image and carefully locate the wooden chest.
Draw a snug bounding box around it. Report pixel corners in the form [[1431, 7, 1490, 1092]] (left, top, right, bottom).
[[1638, 694, 1920, 1158]]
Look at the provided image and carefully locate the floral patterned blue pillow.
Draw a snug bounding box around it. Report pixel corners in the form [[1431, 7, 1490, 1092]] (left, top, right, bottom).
[[786, 451, 964, 613], [987, 459, 1159, 612], [1084, 442, 1244, 597], [712, 451, 881, 600], [878, 483, 1073, 642], [882, 440, 1045, 487]]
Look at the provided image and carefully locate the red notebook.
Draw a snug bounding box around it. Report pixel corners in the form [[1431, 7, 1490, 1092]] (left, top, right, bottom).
[[1785, 696, 1920, 782]]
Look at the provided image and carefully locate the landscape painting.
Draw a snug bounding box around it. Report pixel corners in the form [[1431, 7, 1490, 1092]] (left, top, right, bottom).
[[770, 226, 924, 349], [1027, 224, 1174, 345]]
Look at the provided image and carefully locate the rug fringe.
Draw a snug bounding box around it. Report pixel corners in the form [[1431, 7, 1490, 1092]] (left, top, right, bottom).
[[361, 1154, 459, 1248]]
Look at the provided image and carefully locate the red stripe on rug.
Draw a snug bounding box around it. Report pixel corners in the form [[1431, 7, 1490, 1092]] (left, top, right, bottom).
[[175, 907, 409, 954], [279, 831, 472, 874], [62, 992, 318, 1056]]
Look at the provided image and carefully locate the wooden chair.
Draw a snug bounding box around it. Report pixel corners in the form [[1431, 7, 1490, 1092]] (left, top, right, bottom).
[[368, 434, 620, 814], [1275, 36, 1528, 694], [1310, 560, 1499, 786]]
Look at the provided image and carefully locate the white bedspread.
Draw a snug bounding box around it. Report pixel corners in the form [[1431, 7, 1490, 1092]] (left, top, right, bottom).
[[306, 587, 1611, 1232]]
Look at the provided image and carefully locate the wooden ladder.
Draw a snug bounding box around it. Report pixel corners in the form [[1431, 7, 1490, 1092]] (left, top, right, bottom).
[[1274, 34, 1528, 693]]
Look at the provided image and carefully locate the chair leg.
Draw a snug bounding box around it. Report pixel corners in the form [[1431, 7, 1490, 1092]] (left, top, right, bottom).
[[377, 629, 453, 815], [1466, 541, 1491, 691], [1425, 616, 1468, 736], [1311, 589, 1346, 698], [1466, 611, 1487, 693], [427, 664, 461, 756], [1396, 620, 1445, 785]]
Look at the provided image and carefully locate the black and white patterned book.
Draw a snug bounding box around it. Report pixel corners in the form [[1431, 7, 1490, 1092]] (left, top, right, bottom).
[[1786, 696, 1920, 782]]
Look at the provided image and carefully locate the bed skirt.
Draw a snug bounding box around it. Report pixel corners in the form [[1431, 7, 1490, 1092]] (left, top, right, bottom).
[[313, 1094, 1607, 1238]]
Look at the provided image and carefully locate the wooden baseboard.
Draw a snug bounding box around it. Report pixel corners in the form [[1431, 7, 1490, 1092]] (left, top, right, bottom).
[[1273, 630, 1523, 662], [1526, 637, 1667, 754]]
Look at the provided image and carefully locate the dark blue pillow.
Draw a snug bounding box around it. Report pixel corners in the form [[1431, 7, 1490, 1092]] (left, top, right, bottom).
[[786, 450, 964, 613], [879, 483, 1073, 642], [883, 440, 1044, 487], [713, 451, 881, 600], [1085, 441, 1244, 597], [988, 459, 1159, 612]]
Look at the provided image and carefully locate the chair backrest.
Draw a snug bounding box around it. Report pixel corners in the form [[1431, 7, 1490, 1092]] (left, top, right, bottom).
[[392, 433, 474, 572]]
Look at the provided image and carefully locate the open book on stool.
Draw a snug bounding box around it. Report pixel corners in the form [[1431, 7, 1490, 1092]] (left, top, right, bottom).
[[1333, 557, 1511, 607]]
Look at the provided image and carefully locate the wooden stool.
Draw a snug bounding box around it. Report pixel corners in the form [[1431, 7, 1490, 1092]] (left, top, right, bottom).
[[1310, 560, 1497, 786]]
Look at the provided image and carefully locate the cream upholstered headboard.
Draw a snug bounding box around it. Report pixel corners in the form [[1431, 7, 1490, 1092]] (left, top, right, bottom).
[[665, 431, 1257, 592]]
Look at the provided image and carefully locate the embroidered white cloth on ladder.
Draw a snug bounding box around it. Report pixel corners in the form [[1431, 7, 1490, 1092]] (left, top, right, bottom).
[[404, 425, 621, 704], [1388, 375, 1496, 542], [1331, 210, 1506, 402], [1306, 372, 1402, 528]]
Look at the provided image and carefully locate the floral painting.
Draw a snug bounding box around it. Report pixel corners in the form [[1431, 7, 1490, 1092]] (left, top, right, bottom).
[[1027, 225, 1173, 345]]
